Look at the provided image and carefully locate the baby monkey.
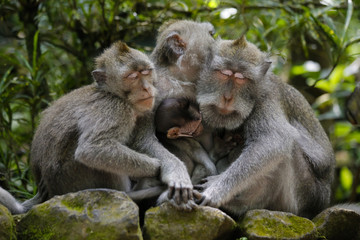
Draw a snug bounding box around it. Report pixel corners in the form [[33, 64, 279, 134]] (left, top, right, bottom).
[[155, 97, 241, 183], [155, 98, 204, 139]]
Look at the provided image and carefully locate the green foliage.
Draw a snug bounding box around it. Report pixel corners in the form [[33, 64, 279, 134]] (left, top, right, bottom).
[[0, 0, 359, 203]]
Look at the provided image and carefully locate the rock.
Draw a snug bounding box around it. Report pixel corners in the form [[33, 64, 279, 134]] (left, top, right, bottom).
[[238, 209, 317, 240], [16, 189, 142, 240], [313, 205, 360, 240], [143, 202, 236, 240], [0, 204, 16, 240]]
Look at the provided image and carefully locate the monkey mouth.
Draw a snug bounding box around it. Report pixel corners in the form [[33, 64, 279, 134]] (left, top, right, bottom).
[[137, 96, 154, 105], [138, 96, 154, 101], [217, 107, 234, 115]]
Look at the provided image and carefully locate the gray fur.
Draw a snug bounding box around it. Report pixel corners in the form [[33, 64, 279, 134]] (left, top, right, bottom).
[[195, 37, 335, 218], [0, 41, 161, 214], [129, 20, 216, 208]]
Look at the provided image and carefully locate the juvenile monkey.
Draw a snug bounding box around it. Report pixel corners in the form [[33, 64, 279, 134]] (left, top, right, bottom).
[[129, 20, 216, 208], [155, 98, 216, 183], [154, 97, 240, 184], [195, 36, 335, 218], [0, 41, 163, 214]]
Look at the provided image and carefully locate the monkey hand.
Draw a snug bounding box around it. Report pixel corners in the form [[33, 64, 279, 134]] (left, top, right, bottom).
[[161, 167, 194, 205], [167, 178, 194, 206], [194, 175, 223, 208], [157, 189, 198, 211]]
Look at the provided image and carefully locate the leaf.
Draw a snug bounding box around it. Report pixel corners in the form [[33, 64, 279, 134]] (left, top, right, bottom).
[[32, 30, 40, 69], [310, 12, 340, 48], [340, 167, 353, 191], [207, 0, 219, 8], [334, 122, 352, 137], [341, 0, 353, 45], [0, 67, 13, 95]]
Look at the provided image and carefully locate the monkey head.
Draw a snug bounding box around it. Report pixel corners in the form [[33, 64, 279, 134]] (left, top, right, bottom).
[[155, 98, 203, 139], [92, 41, 157, 115], [151, 20, 216, 83], [197, 36, 271, 130]]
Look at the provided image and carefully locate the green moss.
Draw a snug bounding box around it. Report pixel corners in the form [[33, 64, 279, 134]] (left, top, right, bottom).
[[239, 211, 316, 239], [20, 223, 56, 240], [0, 205, 17, 240], [61, 198, 85, 212]]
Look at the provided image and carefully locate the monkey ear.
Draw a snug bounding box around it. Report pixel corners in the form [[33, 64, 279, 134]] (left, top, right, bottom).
[[92, 69, 107, 85], [260, 61, 272, 75], [164, 32, 187, 62], [115, 41, 130, 53], [233, 35, 247, 48]]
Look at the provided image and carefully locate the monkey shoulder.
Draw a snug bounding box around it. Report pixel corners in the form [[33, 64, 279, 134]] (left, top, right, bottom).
[[45, 85, 136, 140]]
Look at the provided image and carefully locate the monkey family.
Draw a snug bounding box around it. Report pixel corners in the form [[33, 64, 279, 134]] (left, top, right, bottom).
[[0, 20, 335, 219]]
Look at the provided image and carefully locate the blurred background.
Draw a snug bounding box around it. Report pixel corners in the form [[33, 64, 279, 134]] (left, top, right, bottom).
[[0, 0, 359, 204]]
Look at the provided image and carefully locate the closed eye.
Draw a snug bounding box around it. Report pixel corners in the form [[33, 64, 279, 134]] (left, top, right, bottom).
[[140, 69, 152, 75], [234, 72, 247, 84], [220, 69, 233, 76], [234, 72, 244, 79], [127, 72, 138, 79]]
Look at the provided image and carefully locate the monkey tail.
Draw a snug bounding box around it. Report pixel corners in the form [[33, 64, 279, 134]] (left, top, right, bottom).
[[0, 179, 47, 214], [0, 187, 26, 214]]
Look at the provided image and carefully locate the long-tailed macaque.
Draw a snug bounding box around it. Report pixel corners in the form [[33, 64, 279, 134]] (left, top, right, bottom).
[[195, 36, 335, 218], [155, 98, 216, 183], [154, 97, 240, 184], [0, 41, 163, 214], [128, 20, 216, 208]]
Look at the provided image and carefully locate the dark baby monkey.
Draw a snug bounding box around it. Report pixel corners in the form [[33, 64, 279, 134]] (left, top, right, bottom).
[[0, 41, 162, 214], [155, 97, 240, 184], [155, 97, 204, 139]]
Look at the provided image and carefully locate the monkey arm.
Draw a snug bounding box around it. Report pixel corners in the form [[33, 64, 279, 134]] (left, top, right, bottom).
[[130, 114, 194, 206], [197, 121, 295, 208], [74, 139, 161, 178], [73, 109, 161, 178]]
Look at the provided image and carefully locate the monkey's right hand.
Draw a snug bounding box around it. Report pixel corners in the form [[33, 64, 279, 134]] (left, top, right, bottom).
[[160, 166, 194, 206], [167, 178, 194, 206]]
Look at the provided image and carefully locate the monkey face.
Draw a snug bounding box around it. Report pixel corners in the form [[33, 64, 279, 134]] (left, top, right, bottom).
[[197, 57, 272, 130], [196, 37, 272, 130], [93, 42, 158, 115], [124, 67, 157, 114], [151, 20, 216, 82], [155, 97, 203, 138]]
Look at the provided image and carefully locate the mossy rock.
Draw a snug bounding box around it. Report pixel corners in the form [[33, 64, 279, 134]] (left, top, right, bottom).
[[143, 202, 236, 240], [0, 204, 17, 240], [313, 205, 360, 240], [16, 189, 142, 240], [238, 209, 317, 240]]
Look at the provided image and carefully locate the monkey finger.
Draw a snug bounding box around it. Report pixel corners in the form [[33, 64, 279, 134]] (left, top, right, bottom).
[[199, 178, 208, 184], [173, 183, 182, 205], [167, 182, 175, 199], [186, 200, 197, 211], [182, 187, 189, 203], [193, 190, 203, 201], [188, 188, 194, 201], [199, 197, 210, 206]]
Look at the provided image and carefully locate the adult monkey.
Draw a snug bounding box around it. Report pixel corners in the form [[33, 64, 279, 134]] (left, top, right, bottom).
[[195, 36, 335, 218], [0, 41, 162, 214], [129, 20, 216, 208]]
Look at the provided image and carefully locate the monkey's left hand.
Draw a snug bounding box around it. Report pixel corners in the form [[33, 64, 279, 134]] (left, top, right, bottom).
[[194, 175, 224, 208]]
